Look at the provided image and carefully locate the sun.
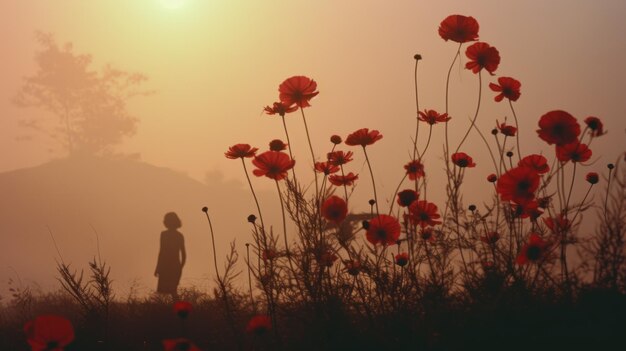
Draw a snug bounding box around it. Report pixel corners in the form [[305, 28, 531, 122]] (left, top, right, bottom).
[[161, 0, 186, 10]]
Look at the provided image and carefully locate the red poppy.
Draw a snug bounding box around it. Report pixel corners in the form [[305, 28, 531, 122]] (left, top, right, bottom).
[[264, 101, 298, 117], [344, 260, 361, 276], [252, 151, 295, 180], [536, 110, 581, 146], [451, 152, 476, 168], [365, 215, 401, 246], [246, 315, 272, 335], [163, 338, 202, 351], [327, 150, 354, 166], [497, 121, 517, 137], [419, 227, 436, 242], [278, 76, 319, 108], [397, 189, 419, 207], [556, 142, 592, 163], [518, 154, 550, 174], [487, 174, 497, 183], [402, 160, 425, 181], [418, 109, 451, 125], [329, 172, 358, 186], [321, 196, 348, 224], [314, 161, 339, 175], [395, 252, 409, 267], [496, 166, 540, 204], [516, 233, 551, 265], [173, 301, 192, 319], [24, 315, 74, 351], [225, 144, 258, 159], [584, 116, 605, 137], [586, 172, 599, 184], [465, 42, 500, 75], [489, 77, 521, 102], [480, 231, 500, 244], [408, 200, 442, 228], [345, 128, 383, 147], [438, 14, 479, 43], [511, 200, 543, 220], [543, 214, 570, 236], [269, 139, 287, 152]]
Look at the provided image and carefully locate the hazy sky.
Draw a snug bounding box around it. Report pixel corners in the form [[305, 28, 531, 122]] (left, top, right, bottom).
[[2, 0, 625, 185]]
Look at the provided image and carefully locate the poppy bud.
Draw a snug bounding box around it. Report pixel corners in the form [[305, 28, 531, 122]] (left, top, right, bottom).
[[330, 135, 342, 145], [247, 214, 257, 223], [491, 128, 498, 135], [469, 204, 476, 212], [201, 206, 208, 213], [506, 151, 514, 158], [608, 163, 615, 170], [269, 139, 287, 151], [368, 199, 376, 206], [487, 174, 497, 183], [586, 172, 599, 184], [414, 54, 422, 60], [362, 220, 370, 230]]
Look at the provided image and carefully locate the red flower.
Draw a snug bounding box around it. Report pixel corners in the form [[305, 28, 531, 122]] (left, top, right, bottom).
[[314, 161, 339, 175], [419, 228, 436, 242], [278, 76, 319, 108], [418, 109, 451, 125], [556, 142, 592, 163], [584, 116, 605, 137], [543, 214, 570, 236], [536, 110, 581, 146], [365, 215, 401, 246], [397, 189, 419, 207], [329, 172, 358, 186], [451, 152, 476, 168], [344, 260, 361, 276], [321, 196, 348, 224], [246, 315, 272, 335], [395, 252, 409, 267], [487, 174, 497, 183], [497, 121, 517, 137], [24, 315, 74, 351], [404, 159, 425, 180], [163, 338, 202, 351], [327, 150, 354, 166], [264, 101, 298, 117], [438, 14, 479, 43], [225, 144, 258, 159], [489, 77, 521, 102], [252, 151, 295, 180], [480, 231, 500, 244], [408, 200, 442, 228], [518, 154, 550, 174], [345, 128, 383, 147], [511, 200, 543, 220], [516, 233, 551, 265], [496, 166, 540, 204], [465, 42, 500, 75], [173, 301, 192, 319], [586, 172, 599, 184], [269, 139, 287, 152]]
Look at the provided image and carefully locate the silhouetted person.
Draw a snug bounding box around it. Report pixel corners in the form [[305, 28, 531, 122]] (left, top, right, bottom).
[[154, 212, 186, 298]]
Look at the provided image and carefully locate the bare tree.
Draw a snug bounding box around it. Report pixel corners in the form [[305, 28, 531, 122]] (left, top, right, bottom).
[[13, 32, 151, 156]]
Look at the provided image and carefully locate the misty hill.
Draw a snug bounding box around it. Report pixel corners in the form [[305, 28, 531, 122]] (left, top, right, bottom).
[[0, 156, 268, 296]]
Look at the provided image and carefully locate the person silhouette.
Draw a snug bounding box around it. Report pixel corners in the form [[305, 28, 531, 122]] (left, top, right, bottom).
[[154, 212, 186, 298]]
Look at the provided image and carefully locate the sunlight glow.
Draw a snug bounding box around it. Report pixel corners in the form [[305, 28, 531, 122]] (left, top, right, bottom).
[[161, 0, 186, 10]]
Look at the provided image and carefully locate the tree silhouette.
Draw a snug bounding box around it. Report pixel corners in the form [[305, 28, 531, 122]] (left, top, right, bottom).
[[13, 32, 151, 156]]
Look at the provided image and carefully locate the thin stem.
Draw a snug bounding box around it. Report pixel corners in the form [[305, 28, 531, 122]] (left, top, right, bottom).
[[241, 159, 266, 233], [420, 125, 433, 159], [275, 180, 295, 274], [281, 115, 299, 186], [245, 243, 256, 313], [456, 71, 482, 154], [362, 146, 380, 216], [413, 57, 421, 161], [444, 44, 462, 160], [300, 108, 319, 200], [202, 209, 221, 282], [508, 100, 522, 161]]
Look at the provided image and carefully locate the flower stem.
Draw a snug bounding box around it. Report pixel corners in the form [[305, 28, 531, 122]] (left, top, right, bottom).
[[362, 146, 380, 216], [456, 71, 482, 154], [202, 209, 221, 282], [508, 100, 522, 161], [241, 159, 266, 234], [300, 108, 319, 200]]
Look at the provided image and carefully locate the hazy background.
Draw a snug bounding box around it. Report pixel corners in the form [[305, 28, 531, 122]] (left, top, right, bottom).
[[1, 0, 625, 296]]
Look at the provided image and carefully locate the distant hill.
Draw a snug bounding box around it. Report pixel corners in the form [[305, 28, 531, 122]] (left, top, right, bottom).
[[0, 156, 273, 296]]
